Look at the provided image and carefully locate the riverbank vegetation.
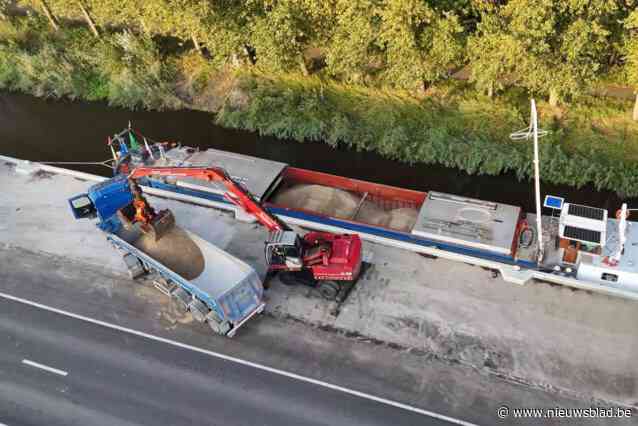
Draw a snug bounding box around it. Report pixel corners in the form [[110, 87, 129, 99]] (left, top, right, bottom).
[[0, 2, 638, 195]]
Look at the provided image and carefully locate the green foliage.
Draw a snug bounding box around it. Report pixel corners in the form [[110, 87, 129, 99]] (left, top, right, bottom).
[[626, 10, 638, 89], [2, 1, 638, 194], [467, 13, 520, 95], [105, 31, 181, 109], [0, 17, 180, 108], [378, 1, 463, 89], [325, 0, 381, 84], [12, 0, 634, 94], [470, 0, 614, 104], [249, 1, 307, 72], [378, 0, 435, 88], [247, 0, 338, 73]]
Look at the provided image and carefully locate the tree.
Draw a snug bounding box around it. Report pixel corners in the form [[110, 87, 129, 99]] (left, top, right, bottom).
[[248, 0, 332, 73], [507, 0, 613, 106], [469, 0, 614, 106], [468, 12, 522, 97], [325, 0, 381, 84], [377, 0, 464, 91], [248, 0, 306, 72], [625, 10, 638, 120]]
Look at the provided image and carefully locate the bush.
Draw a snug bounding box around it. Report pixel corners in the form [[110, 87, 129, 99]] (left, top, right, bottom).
[[0, 18, 181, 109]]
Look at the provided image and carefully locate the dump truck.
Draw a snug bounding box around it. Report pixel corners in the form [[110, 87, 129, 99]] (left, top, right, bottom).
[[68, 174, 265, 337]]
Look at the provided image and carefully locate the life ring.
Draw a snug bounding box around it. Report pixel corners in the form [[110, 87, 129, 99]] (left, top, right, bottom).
[[616, 209, 630, 220]]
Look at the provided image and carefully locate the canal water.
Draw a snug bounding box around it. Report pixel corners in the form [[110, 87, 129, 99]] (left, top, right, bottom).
[[0, 92, 634, 213]]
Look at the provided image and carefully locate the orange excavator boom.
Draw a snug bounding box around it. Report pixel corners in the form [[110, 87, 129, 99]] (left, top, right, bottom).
[[128, 166, 288, 232]]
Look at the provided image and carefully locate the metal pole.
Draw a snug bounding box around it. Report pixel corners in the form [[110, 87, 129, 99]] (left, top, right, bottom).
[[531, 99, 544, 263]]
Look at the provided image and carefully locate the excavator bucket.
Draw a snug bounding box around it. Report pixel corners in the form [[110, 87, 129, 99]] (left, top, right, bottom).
[[144, 209, 176, 241]]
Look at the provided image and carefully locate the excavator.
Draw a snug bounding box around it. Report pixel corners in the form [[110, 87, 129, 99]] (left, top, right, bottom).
[[125, 166, 363, 301]]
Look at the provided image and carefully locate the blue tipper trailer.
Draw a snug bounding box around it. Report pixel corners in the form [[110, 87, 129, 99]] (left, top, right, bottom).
[[69, 175, 265, 337]]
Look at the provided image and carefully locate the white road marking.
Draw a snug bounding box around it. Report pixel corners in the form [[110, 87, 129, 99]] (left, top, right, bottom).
[[22, 359, 68, 377], [0, 291, 476, 426]]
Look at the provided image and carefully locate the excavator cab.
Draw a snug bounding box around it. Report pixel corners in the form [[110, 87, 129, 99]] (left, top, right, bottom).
[[68, 194, 97, 219], [265, 230, 303, 270], [68, 175, 175, 241]]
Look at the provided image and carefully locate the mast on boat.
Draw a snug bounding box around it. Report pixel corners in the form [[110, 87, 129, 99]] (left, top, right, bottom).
[[510, 99, 548, 264]]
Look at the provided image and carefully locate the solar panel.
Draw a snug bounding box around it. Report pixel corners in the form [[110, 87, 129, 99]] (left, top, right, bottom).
[[563, 225, 602, 244], [567, 204, 605, 221], [543, 195, 564, 209]]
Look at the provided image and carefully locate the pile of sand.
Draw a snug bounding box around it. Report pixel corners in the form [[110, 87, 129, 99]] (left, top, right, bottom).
[[355, 202, 391, 227], [354, 204, 418, 232], [387, 207, 419, 231], [272, 184, 360, 218], [273, 183, 419, 231], [133, 226, 205, 280]]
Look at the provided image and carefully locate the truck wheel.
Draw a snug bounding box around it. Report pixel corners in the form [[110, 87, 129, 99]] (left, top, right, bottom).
[[171, 287, 190, 315], [189, 298, 209, 323], [123, 253, 146, 280], [206, 311, 231, 335], [317, 281, 340, 300]]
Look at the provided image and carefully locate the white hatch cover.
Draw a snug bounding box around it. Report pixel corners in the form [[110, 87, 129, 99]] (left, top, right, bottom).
[[161, 148, 288, 201], [411, 192, 521, 255]]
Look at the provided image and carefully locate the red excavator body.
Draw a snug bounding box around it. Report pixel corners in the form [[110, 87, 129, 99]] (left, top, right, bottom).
[[299, 231, 362, 282]]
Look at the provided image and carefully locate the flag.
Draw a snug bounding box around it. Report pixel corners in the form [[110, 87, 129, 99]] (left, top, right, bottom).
[[128, 132, 141, 150]]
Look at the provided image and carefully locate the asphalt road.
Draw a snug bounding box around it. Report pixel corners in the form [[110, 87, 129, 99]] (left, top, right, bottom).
[[0, 298, 459, 426]]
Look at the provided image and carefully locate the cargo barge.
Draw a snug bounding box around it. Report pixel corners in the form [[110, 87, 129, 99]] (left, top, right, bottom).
[[106, 127, 638, 299]]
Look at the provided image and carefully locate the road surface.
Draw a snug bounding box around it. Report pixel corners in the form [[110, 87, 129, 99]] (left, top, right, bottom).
[[0, 298, 461, 426], [1, 245, 623, 426]]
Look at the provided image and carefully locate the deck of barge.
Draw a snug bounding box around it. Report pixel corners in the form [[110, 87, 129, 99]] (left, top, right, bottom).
[[515, 214, 562, 267]]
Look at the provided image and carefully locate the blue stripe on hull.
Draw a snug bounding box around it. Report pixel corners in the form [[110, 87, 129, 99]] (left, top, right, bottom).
[[144, 179, 538, 270]]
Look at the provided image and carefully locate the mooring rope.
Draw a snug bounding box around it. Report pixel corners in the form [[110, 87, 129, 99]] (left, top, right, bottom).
[[38, 159, 115, 169]]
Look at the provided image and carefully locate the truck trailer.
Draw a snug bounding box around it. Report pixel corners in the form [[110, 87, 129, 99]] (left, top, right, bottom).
[[69, 174, 265, 337]]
